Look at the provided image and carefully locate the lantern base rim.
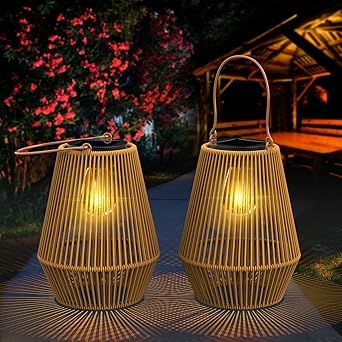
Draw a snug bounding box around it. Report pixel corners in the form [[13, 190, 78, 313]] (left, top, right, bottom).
[[54, 296, 145, 311], [194, 295, 285, 311]]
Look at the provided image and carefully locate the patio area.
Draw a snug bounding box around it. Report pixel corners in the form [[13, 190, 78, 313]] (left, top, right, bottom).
[[0, 171, 341, 341]]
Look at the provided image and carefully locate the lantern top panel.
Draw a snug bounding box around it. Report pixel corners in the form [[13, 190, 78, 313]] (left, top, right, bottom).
[[214, 137, 266, 151], [201, 141, 280, 156]]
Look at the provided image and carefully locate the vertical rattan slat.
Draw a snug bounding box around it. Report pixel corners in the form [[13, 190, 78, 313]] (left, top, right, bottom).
[[37, 143, 160, 310]]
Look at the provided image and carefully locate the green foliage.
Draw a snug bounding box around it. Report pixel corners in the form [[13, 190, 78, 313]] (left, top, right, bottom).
[[0, 181, 46, 234], [297, 253, 342, 285], [0, 223, 41, 240], [156, 117, 190, 149]]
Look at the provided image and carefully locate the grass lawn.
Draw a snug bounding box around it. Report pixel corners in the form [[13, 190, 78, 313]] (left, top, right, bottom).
[[297, 253, 342, 285]]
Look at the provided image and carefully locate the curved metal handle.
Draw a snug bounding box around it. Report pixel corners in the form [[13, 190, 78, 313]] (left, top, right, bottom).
[[15, 132, 113, 156], [209, 55, 273, 146]]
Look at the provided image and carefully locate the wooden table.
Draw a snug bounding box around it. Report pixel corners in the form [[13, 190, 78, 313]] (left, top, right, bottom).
[[250, 132, 342, 180], [251, 132, 342, 155]]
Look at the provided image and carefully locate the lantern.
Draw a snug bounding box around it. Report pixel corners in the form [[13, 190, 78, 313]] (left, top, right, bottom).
[[16, 133, 160, 310], [178, 55, 301, 309]]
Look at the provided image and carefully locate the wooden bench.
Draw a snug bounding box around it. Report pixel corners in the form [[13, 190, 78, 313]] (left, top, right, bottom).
[[216, 119, 266, 138], [300, 118, 342, 137]]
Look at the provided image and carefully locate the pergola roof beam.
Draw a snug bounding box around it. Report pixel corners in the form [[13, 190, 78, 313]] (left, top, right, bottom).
[[285, 29, 341, 74]]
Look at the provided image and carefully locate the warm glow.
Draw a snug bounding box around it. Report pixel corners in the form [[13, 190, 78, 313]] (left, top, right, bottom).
[[223, 168, 256, 215], [81, 167, 115, 216]]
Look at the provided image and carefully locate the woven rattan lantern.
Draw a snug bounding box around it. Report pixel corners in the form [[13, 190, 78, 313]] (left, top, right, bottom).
[[16, 133, 160, 310], [179, 55, 301, 310]]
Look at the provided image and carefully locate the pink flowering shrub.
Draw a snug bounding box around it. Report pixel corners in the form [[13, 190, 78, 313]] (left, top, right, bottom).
[[0, 5, 193, 191]]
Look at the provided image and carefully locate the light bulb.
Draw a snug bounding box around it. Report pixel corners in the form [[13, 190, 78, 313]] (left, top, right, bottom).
[[81, 167, 116, 216], [223, 167, 256, 215]]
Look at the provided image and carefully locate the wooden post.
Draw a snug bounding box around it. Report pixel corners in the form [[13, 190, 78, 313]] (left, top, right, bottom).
[[292, 79, 298, 130]]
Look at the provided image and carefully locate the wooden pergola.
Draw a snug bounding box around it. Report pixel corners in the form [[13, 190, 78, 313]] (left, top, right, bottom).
[[193, 7, 342, 150]]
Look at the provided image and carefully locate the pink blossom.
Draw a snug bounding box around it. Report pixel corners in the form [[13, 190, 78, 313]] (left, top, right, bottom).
[[19, 18, 28, 25], [32, 121, 41, 128], [46, 121, 52, 127], [22, 6, 32, 11], [55, 127, 66, 139], [78, 49, 85, 55], [98, 32, 109, 39], [20, 39, 30, 46], [124, 133, 132, 142], [69, 89, 77, 97], [71, 18, 83, 26], [56, 14, 65, 22], [111, 58, 121, 68], [42, 101, 57, 115], [133, 129, 144, 141], [56, 90, 69, 102], [69, 38, 76, 46], [7, 126, 17, 133], [23, 24, 32, 32], [13, 83, 22, 95], [65, 111, 75, 120], [4, 96, 13, 107], [113, 23, 122, 33], [119, 61, 128, 72], [119, 42, 130, 50], [57, 65, 68, 74], [113, 131, 120, 140], [112, 88, 120, 100], [32, 59, 44, 69], [54, 113, 64, 125], [51, 57, 63, 67], [40, 96, 48, 104], [82, 37, 88, 45], [45, 70, 55, 77], [48, 44, 55, 50], [122, 122, 130, 128], [48, 35, 61, 42], [160, 42, 168, 50], [29, 83, 38, 92]]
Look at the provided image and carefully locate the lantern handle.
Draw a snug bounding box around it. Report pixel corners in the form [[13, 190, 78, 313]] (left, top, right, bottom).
[[210, 54, 273, 147], [15, 132, 113, 156]]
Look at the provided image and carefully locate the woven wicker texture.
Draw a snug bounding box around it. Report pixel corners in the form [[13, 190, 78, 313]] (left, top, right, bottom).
[[179, 143, 301, 309], [38, 143, 160, 310]]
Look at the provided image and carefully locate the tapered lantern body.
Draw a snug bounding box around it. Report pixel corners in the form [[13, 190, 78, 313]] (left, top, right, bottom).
[[179, 141, 300, 309], [179, 55, 300, 309], [37, 140, 159, 310]]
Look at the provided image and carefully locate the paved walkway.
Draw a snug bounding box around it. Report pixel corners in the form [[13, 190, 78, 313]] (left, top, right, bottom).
[[0, 172, 341, 341]]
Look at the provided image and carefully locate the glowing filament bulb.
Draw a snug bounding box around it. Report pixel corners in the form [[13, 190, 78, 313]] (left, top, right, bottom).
[[223, 168, 256, 215], [81, 167, 115, 216]]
